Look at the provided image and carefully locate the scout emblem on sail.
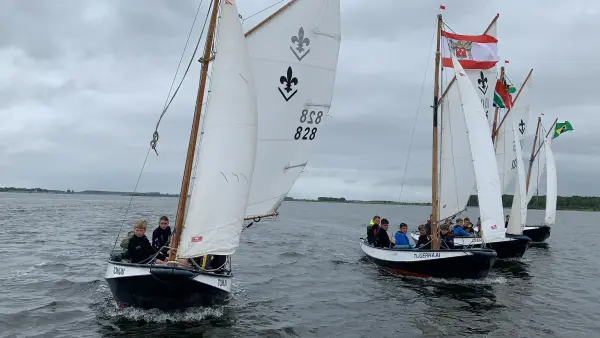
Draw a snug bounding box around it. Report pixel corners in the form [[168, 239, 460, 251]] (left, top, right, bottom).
[[290, 27, 311, 61], [278, 66, 299, 101]]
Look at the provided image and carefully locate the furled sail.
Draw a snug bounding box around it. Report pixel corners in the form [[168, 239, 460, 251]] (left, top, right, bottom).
[[178, 0, 258, 258], [243, 0, 342, 219]]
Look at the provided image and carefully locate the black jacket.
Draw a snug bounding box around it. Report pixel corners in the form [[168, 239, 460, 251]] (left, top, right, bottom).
[[366, 225, 378, 244], [152, 226, 172, 250], [439, 233, 455, 249], [416, 234, 432, 249], [374, 228, 392, 248], [128, 235, 157, 263]]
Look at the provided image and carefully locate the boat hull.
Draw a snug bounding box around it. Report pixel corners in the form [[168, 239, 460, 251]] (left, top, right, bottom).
[[523, 225, 551, 243], [360, 241, 496, 279], [410, 233, 531, 259], [105, 261, 231, 310]]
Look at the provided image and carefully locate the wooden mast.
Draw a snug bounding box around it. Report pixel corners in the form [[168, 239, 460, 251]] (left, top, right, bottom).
[[491, 66, 505, 142], [437, 14, 499, 104], [168, 0, 221, 263], [525, 117, 541, 194], [526, 118, 558, 193], [431, 14, 443, 250], [492, 69, 533, 139]]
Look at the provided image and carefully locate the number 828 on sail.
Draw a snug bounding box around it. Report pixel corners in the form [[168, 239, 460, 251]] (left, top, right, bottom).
[[294, 109, 323, 140]]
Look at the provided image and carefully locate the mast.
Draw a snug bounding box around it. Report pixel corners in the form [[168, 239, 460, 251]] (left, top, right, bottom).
[[491, 66, 505, 142], [168, 0, 221, 263], [525, 117, 541, 194], [492, 69, 533, 139], [527, 118, 558, 186], [438, 14, 499, 104], [431, 14, 443, 250]]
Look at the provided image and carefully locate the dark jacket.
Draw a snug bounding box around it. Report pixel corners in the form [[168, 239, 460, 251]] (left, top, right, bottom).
[[375, 228, 392, 248], [416, 234, 432, 249], [152, 226, 172, 250], [439, 233, 455, 249], [366, 225, 378, 244], [128, 235, 157, 263], [425, 220, 432, 235]]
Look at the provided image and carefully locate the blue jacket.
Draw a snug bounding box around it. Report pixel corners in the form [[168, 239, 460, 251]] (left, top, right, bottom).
[[393, 232, 413, 249], [453, 226, 471, 237]]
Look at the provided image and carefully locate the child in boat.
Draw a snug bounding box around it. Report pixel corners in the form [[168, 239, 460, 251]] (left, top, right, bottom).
[[415, 224, 432, 249], [366, 215, 381, 244], [452, 218, 472, 237], [374, 218, 392, 248], [392, 223, 413, 249], [128, 220, 165, 264], [439, 224, 455, 249]]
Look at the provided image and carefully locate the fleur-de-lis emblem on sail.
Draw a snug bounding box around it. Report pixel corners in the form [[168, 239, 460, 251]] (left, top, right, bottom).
[[519, 119, 526, 134], [289, 27, 311, 61], [477, 71, 488, 94], [278, 66, 299, 101]]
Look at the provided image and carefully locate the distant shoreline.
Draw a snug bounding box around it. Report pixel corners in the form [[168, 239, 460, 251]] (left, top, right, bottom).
[[1, 187, 598, 211]]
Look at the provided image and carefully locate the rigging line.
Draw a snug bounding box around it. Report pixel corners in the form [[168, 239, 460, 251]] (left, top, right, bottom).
[[242, 0, 285, 22], [398, 18, 437, 202], [110, 147, 152, 253], [151, 0, 214, 154]]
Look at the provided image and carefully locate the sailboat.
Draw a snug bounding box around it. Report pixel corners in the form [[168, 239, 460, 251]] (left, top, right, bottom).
[[522, 118, 559, 243], [360, 14, 497, 280], [104, 0, 341, 310]]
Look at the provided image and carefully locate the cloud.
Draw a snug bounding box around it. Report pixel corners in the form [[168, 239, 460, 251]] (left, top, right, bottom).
[[0, 0, 598, 201]]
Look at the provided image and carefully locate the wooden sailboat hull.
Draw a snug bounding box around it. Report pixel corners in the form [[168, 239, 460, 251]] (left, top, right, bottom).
[[523, 225, 551, 243], [104, 261, 231, 310], [360, 241, 497, 279], [409, 233, 531, 259]]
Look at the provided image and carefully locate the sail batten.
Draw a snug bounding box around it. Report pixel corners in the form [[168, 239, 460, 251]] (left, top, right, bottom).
[[178, 0, 258, 258], [244, 0, 341, 218]]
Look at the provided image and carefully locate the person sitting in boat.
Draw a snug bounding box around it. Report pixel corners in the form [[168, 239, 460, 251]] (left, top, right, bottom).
[[366, 215, 381, 244], [152, 216, 172, 253], [452, 218, 473, 237], [415, 224, 432, 249], [128, 220, 166, 264], [391, 223, 413, 249], [374, 218, 392, 248], [424, 214, 433, 235], [439, 224, 454, 249]]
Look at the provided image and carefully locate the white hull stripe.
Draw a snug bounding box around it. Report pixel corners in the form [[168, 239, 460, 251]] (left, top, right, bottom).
[[104, 263, 232, 293]]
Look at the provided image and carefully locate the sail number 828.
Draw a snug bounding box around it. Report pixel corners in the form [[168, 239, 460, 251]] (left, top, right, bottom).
[[295, 109, 322, 140]]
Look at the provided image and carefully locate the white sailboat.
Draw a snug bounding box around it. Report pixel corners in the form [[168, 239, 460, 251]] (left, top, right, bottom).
[[522, 119, 558, 242], [360, 14, 497, 280]]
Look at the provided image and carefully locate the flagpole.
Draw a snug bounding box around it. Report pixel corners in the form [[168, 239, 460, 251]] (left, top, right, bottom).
[[492, 68, 534, 139], [491, 65, 505, 143], [438, 13, 499, 104]]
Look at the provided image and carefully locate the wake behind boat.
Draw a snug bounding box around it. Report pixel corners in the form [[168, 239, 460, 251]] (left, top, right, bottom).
[[360, 240, 497, 279]]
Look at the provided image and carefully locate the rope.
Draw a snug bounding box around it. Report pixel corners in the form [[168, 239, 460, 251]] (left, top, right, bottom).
[[398, 17, 437, 202], [150, 0, 213, 155], [241, 0, 285, 22]]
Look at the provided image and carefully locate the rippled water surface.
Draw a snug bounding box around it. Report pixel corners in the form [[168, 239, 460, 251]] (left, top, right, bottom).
[[1, 193, 599, 337]]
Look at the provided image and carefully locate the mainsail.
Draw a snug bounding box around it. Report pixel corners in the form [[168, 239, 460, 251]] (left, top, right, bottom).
[[178, 0, 258, 258], [506, 112, 528, 235], [244, 0, 342, 219], [452, 56, 505, 242], [544, 136, 557, 225]]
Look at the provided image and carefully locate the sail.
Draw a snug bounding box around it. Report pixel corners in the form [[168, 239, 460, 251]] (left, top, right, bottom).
[[506, 113, 528, 235], [526, 134, 547, 204], [178, 0, 258, 258], [452, 56, 505, 242], [494, 75, 532, 194], [439, 83, 475, 220], [544, 136, 557, 225], [244, 0, 342, 218]]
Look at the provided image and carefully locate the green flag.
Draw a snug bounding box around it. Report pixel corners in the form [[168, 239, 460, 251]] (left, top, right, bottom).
[[553, 121, 574, 139]]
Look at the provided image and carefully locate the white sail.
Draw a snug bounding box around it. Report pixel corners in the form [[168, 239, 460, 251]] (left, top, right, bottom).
[[544, 136, 557, 225], [244, 0, 341, 219], [494, 75, 532, 194], [439, 83, 475, 220], [526, 134, 547, 204], [452, 56, 505, 242], [506, 113, 528, 235], [178, 0, 258, 258]]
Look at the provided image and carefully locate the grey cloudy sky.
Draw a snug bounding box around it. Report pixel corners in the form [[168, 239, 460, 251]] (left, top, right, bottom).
[[0, 0, 597, 202]]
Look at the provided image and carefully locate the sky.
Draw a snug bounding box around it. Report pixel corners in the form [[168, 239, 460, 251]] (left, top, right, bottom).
[[0, 0, 598, 202]]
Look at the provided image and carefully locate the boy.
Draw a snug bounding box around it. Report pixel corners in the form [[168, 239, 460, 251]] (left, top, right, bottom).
[[128, 220, 165, 264], [152, 216, 172, 251]]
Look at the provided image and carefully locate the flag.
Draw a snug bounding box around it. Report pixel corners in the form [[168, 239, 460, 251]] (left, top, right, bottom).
[[553, 121, 574, 139], [507, 84, 516, 94], [504, 60, 510, 64], [440, 5, 446, 10], [493, 79, 513, 108], [441, 30, 499, 69]]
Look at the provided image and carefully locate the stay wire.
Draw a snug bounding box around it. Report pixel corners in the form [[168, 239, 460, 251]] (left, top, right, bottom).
[[242, 0, 285, 22], [398, 18, 438, 202]]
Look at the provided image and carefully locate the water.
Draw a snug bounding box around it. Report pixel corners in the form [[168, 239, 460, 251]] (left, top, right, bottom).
[[1, 193, 599, 337]]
